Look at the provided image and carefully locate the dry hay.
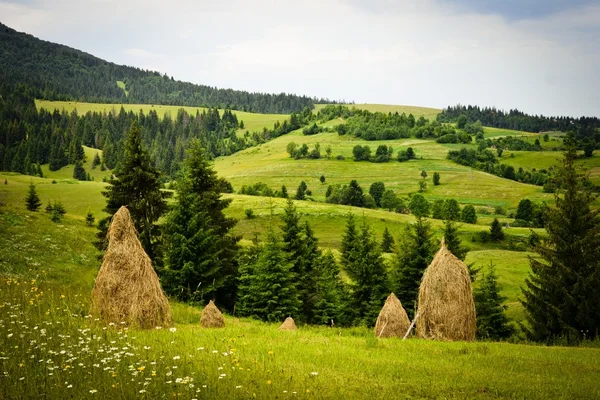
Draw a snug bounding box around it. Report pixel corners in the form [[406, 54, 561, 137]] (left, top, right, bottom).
[[200, 300, 225, 328], [278, 317, 297, 331], [416, 241, 476, 341], [374, 293, 411, 338], [91, 206, 172, 329]]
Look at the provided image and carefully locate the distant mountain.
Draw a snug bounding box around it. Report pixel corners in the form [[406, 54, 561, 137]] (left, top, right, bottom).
[[0, 22, 326, 113]]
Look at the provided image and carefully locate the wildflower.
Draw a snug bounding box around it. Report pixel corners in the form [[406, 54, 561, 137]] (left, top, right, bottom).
[[89, 389, 97, 394], [267, 351, 273, 355], [67, 385, 72, 389], [137, 366, 145, 371], [310, 372, 318, 376], [173, 356, 180, 360], [267, 380, 272, 385], [169, 327, 177, 333], [306, 389, 311, 393]]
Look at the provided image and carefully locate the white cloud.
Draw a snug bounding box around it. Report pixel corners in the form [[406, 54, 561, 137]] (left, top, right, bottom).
[[0, 0, 598, 116]]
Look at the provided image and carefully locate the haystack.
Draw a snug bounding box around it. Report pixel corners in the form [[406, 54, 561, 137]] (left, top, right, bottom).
[[200, 300, 225, 328], [91, 206, 172, 329], [278, 317, 297, 331], [416, 240, 476, 341], [374, 293, 410, 338]]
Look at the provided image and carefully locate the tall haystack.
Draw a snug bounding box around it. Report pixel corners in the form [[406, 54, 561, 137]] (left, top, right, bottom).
[[278, 317, 297, 331], [91, 206, 172, 329], [374, 293, 410, 338], [200, 300, 225, 328], [416, 241, 476, 341]]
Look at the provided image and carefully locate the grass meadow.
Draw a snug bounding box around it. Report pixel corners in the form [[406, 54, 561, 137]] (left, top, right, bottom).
[[35, 100, 286, 135], [1, 204, 599, 399]]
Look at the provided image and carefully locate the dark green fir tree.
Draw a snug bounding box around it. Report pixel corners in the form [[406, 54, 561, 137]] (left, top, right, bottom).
[[474, 262, 514, 340], [25, 182, 42, 212], [381, 226, 395, 253]]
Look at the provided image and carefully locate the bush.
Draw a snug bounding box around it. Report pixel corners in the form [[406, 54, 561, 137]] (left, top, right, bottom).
[[245, 209, 256, 219], [336, 154, 345, 160]]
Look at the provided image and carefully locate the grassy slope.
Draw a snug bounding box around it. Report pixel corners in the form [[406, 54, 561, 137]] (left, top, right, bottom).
[[0, 203, 599, 399], [35, 100, 286, 134], [214, 122, 554, 210]]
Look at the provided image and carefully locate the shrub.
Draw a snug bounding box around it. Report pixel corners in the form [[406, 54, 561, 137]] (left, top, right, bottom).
[[245, 209, 256, 219]]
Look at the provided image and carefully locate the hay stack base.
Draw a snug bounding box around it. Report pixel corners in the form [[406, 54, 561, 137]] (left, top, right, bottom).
[[374, 293, 411, 338], [278, 317, 297, 331], [201, 300, 225, 328], [416, 241, 476, 341], [91, 206, 172, 329]]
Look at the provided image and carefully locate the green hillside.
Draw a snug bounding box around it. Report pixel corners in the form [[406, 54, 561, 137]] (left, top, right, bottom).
[[36, 100, 287, 135], [1, 180, 599, 399], [0, 22, 319, 113]]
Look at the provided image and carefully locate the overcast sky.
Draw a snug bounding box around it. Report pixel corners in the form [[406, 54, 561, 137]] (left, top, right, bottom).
[[2, 0, 599, 116]]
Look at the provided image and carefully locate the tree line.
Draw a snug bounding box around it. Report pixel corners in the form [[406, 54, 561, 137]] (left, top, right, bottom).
[[0, 86, 321, 180], [0, 23, 330, 114]]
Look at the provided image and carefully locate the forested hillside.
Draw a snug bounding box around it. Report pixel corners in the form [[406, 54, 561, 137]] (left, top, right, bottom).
[[0, 23, 326, 113], [437, 104, 600, 141]]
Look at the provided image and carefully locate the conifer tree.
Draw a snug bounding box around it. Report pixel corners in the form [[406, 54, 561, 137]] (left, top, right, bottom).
[[98, 120, 167, 261], [521, 135, 600, 342], [432, 199, 444, 219], [380, 226, 395, 253], [162, 139, 239, 309], [239, 227, 301, 322], [474, 262, 514, 340], [312, 251, 345, 326], [490, 218, 504, 241], [92, 153, 101, 169], [443, 220, 467, 260], [280, 199, 320, 322], [346, 220, 389, 326], [25, 182, 42, 211], [281, 185, 288, 198], [433, 172, 440, 186], [85, 209, 95, 226], [395, 217, 435, 318], [341, 213, 358, 269], [295, 181, 307, 200], [73, 161, 86, 181]]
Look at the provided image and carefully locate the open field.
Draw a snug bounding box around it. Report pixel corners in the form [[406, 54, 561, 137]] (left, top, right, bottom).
[[35, 100, 286, 134], [1, 204, 599, 399], [214, 125, 554, 210]]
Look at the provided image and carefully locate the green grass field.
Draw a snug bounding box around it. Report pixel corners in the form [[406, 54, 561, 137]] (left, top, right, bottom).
[[1, 200, 599, 399], [214, 125, 554, 211], [35, 100, 286, 134]]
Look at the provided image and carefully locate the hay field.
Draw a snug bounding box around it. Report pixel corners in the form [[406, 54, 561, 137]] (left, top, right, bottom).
[[0, 203, 599, 399]]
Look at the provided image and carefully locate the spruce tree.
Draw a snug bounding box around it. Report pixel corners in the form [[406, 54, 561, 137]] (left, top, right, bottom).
[[92, 152, 101, 169], [25, 182, 42, 212], [490, 218, 504, 241], [443, 220, 467, 260], [381, 227, 395, 253], [312, 251, 345, 326], [395, 217, 435, 318], [341, 213, 358, 269], [295, 181, 307, 200], [432, 172, 440, 186], [162, 139, 239, 309], [98, 121, 167, 261], [346, 220, 389, 326], [73, 161, 86, 181], [521, 135, 600, 342], [432, 199, 444, 219], [474, 262, 514, 340], [85, 209, 95, 226], [240, 227, 301, 322], [280, 199, 320, 323]]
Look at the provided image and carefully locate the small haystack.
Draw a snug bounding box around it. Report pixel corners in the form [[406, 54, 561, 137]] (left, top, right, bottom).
[[91, 207, 172, 329], [200, 300, 225, 328], [278, 317, 297, 331], [374, 293, 411, 338], [416, 240, 476, 341]]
